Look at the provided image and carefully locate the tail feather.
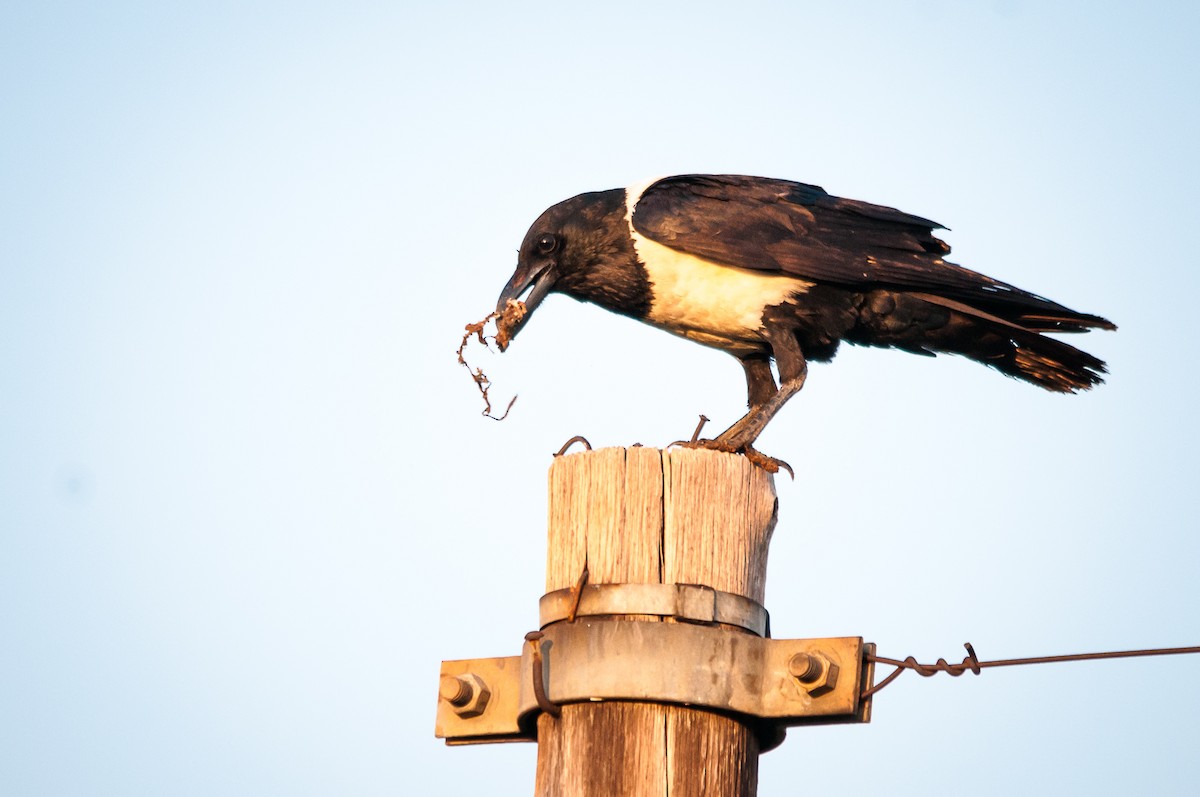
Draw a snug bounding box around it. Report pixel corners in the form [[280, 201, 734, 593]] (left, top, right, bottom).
[[853, 290, 1113, 392], [1013, 312, 1117, 334], [905, 291, 1113, 392], [995, 328, 1108, 393]]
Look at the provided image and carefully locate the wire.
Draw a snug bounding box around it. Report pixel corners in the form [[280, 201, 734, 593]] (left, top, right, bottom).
[[862, 643, 1200, 700]]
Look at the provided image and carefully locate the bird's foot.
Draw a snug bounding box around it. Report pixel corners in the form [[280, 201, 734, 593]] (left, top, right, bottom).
[[741, 444, 793, 478], [668, 431, 793, 478]]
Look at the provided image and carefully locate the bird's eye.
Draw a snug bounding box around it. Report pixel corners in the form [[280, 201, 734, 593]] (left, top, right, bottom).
[[536, 234, 558, 255]]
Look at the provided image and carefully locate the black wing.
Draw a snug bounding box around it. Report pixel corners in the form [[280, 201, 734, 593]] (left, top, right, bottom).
[[632, 174, 1114, 332]]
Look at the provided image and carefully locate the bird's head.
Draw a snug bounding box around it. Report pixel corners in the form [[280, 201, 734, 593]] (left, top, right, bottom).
[[495, 189, 632, 350], [494, 211, 569, 348]]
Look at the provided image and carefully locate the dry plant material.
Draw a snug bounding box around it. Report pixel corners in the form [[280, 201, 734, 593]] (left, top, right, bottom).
[[494, 298, 527, 352], [457, 299, 527, 420]]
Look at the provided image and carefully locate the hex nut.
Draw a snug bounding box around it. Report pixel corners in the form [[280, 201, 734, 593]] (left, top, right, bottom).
[[788, 651, 839, 697], [439, 673, 492, 718]]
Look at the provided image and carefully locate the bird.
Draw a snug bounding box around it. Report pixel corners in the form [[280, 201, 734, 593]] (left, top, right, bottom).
[[495, 174, 1114, 467]]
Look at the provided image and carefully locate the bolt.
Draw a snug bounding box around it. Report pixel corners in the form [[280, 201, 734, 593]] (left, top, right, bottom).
[[788, 653, 823, 683], [439, 675, 473, 706], [439, 673, 491, 717], [787, 651, 839, 697]]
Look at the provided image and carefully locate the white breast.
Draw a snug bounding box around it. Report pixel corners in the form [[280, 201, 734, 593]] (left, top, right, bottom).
[[625, 180, 812, 352]]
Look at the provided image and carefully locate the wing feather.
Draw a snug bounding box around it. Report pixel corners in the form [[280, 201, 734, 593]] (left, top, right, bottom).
[[631, 174, 1114, 331]]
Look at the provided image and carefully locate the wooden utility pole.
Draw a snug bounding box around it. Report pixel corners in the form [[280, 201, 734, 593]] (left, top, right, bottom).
[[537, 446, 777, 796], [435, 446, 871, 795]]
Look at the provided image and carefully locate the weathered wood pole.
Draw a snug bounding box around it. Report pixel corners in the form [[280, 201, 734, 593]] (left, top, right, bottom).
[[536, 446, 778, 797]]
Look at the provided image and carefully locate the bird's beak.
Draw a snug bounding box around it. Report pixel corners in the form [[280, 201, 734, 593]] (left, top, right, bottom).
[[495, 261, 557, 349]]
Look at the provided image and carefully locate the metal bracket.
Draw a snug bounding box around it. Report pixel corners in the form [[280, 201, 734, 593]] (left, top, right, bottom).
[[436, 655, 530, 745], [436, 619, 874, 750]]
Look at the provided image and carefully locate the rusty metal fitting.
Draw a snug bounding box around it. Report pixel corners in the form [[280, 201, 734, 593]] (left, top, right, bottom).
[[439, 673, 491, 717], [788, 651, 839, 697]]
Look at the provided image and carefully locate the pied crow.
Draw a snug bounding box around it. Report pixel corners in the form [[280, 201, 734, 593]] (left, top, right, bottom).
[[496, 174, 1114, 459]]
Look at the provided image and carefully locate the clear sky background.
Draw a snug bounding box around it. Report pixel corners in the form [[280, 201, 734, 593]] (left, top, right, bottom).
[[3, 2, 1198, 795]]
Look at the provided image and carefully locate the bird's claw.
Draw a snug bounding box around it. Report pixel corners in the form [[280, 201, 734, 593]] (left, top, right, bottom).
[[741, 445, 794, 478], [668, 437, 794, 478]]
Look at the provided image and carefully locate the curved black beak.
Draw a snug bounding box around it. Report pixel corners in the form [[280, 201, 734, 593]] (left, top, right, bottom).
[[495, 262, 557, 348]]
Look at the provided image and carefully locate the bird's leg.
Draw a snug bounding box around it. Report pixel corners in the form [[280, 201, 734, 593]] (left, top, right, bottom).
[[672, 333, 803, 474], [716, 325, 808, 452], [741, 355, 778, 409]]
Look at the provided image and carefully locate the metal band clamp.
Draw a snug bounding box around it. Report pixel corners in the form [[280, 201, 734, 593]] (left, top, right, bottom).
[[539, 583, 770, 637]]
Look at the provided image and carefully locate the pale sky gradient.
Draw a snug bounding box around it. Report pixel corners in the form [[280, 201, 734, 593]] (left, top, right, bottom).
[[2, 2, 1198, 795]]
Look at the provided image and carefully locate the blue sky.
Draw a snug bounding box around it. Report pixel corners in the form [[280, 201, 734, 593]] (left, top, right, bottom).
[[2, 2, 1198, 794]]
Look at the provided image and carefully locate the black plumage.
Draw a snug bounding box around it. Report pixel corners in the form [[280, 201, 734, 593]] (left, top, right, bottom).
[[496, 174, 1114, 456]]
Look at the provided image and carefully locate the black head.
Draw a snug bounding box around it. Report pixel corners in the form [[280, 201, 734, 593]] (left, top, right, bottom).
[[496, 188, 640, 346], [495, 198, 581, 334]]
